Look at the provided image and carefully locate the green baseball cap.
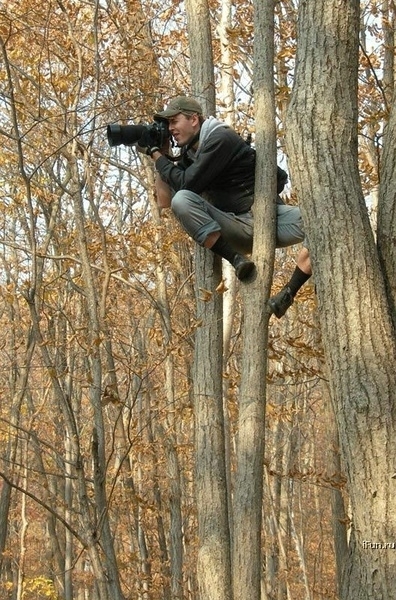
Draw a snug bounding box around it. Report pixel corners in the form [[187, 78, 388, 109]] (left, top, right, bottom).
[[155, 96, 203, 119]]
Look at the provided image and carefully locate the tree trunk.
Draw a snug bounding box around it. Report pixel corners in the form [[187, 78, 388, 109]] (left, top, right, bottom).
[[378, 88, 396, 326], [218, 0, 239, 547], [286, 1, 396, 598], [16, 469, 28, 600], [193, 249, 233, 600], [232, 1, 277, 599], [71, 171, 125, 600], [185, 1, 233, 598], [146, 179, 184, 599], [0, 328, 35, 571], [320, 382, 349, 595]]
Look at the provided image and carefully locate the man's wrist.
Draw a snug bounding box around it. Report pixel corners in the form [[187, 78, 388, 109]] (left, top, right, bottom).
[[146, 146, 160, 158]]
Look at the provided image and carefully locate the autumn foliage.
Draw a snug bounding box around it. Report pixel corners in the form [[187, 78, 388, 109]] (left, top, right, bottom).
[[0, 1, 392, 599]]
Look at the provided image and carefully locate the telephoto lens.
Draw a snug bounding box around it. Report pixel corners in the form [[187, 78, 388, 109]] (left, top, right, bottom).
[[106, 124, 146, 147], [107, 119, 169, 148]]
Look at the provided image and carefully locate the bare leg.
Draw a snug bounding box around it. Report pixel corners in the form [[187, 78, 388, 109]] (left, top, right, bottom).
[[204, 231, 221, 248], [297, 246, 312, 275]]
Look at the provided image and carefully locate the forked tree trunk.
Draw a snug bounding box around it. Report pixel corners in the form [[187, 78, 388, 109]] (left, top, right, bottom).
[[286, 1, 396, 598]]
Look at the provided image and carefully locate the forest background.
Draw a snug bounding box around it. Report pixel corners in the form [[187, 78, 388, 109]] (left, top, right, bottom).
[[0, 0, 394, 599]]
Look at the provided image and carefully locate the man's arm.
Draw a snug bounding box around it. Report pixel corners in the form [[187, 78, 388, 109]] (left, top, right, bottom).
[[142, 146, 173, 209], [152, 128, 239, 194], [155, 170, 172, 209]]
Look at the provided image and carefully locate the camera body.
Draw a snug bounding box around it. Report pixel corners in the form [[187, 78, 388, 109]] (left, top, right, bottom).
[[107, 118, 170, 148]]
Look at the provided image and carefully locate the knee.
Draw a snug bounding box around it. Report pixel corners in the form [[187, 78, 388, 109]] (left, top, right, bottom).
[[170, 191, 183, 216], [171, 190, 192, 219]]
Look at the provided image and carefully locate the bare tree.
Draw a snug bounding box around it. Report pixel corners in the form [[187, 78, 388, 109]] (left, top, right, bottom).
[[232, 1, 278, 599], [184, 1, 233, 598]]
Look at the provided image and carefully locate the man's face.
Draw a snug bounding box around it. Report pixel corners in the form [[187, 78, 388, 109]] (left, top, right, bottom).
[[168, 113, 200, 146]]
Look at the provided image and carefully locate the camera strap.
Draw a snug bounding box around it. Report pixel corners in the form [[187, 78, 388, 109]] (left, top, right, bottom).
[[184, 132, 200, 153]]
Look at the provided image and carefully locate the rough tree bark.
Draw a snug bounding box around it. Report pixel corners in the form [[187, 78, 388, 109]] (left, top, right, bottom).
[[378, 88, 396, 326], [286, 1, 396, 598], [232, 1, 277, 599], [184, 1, 233, 598]]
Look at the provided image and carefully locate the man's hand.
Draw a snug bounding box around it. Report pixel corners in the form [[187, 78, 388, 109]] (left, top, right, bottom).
[[135, 143, 148, 155], [136, 142, 160, 158], [136, 139, 170, 159], [138, 128, 160, 152]]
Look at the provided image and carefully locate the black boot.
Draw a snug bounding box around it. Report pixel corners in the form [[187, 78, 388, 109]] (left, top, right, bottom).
[[232, 254, 256, 281], [268, 267, 311, 318], [268, 286, 294, 318], [211, 236, 255, 281]]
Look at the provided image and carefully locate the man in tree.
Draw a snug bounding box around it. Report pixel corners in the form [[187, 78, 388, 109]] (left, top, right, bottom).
[[141, 96, 311, 318]]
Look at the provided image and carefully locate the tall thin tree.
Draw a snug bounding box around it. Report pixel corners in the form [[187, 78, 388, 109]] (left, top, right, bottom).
[[184, 0, 233, 598], [232, 1, 277, 599]]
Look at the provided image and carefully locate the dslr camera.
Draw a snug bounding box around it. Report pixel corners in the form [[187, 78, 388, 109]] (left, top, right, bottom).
[[107, 118, 169, 148]]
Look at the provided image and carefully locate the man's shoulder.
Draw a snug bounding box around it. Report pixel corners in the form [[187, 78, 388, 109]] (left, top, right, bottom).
[[201, 120, 248, 149]]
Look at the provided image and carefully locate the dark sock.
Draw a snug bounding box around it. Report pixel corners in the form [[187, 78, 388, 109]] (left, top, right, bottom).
[[287, 266, 311, 297], [210, 236, 239, 264]]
